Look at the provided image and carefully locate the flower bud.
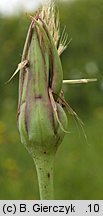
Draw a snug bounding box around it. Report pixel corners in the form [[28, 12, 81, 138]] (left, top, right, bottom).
[[17, 19, 68, 158]]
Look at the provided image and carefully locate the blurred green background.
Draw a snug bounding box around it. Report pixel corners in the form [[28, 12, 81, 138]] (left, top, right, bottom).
[[0, 0, 103, 199]]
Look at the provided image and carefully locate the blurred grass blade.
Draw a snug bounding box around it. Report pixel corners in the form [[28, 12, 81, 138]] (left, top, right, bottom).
[[63, 78, 97, 84]]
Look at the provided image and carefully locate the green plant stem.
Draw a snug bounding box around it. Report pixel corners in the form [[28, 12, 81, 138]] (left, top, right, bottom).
[[33, 154, 54, 200]]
